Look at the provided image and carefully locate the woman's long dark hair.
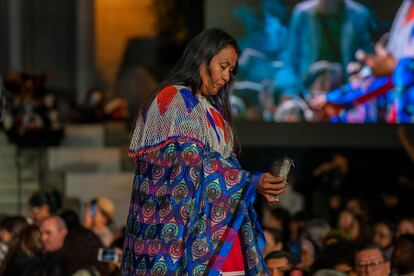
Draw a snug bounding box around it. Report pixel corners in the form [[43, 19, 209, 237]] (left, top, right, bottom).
[[141, 28, 241, 152]]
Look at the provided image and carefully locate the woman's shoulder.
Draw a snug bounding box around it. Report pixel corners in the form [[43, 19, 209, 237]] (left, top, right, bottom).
[[155, 84, 199, 113], [157, 84, 193, 96]]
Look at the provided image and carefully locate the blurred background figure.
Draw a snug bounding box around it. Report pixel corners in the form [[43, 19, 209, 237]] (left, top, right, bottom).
[[264, 250, 294, 276], [28, 191, 61, 225], [0, 225, 43, 276], [0, 216, 28, 269], [392, 234, 414, 276], [263, 227, 284, 256], [39, 215, 68, 275], [372, 220, 395, 260], [287, 0, 374, 84], [84, 197, 115, 247]]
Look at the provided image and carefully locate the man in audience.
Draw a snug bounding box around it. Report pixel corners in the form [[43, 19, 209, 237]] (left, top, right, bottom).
[[40, 215, 67, 252], [264, 250, 294, 276], [392, 234, 414, 276], [355, 243, 390, 276], [39, 215, 68, 275], [287, 0, 374, 83]]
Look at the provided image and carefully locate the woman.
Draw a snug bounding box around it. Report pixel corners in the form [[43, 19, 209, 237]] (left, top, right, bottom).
[[1, 225, 43, 276], [122, 28, 286, 275]]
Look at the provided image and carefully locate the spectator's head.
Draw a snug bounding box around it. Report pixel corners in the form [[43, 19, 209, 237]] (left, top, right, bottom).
[[373, 220, 395, 250], [311, 240, 356, 275], [346, 197, 369, 219], [40, 215, 67, 252], [88, 197, 115, 228], [63, 226, 108, 275], [355, 243, 390, 276], [86, 87, 105, 107], [265, 250, 294, 276], [28, 191, 53, 223], [0, 216, 28, 245], [60, 209, 81, 233], [304, 61, 343, 96], [396, 218, 414, 238], [392, 234, 414, 274], [19, 224, 42, 257], [273, 99, 304, 123], [299, 238, 317, 271], [338, 209, 364, 241], [263, 227, 284, 256]]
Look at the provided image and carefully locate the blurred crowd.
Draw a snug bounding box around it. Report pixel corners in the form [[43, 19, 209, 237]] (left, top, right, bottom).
[[0, 192, 123, 276], [0, 70, 129, 147], [230, 0, 414, 124], [1, 148, 414, 276], [256, 149, 414, 275]]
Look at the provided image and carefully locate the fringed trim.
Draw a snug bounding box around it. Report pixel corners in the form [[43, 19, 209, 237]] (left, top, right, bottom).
[[128, 135, 207, 161]]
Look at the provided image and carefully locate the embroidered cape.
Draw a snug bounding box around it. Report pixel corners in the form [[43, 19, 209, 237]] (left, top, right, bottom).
[[122, 85, 266, 275]]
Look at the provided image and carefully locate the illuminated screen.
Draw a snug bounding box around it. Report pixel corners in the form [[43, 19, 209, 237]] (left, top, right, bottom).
[[205, 0, 411, 124]]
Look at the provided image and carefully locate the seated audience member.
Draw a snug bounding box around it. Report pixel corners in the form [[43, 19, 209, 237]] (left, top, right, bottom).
[[28, 191, 61, 225], [337, 209, 367, 242], [63, 225, 109, 275], [0, 216, 28, 265], [263, 227, 284, 256], [392, 234, 414, 276], [355, 243, 390, 276], [311, 239, 356, 275], [84, 197, 115, 247], [39, 215, 68, 275], [80, 87, 106, 123], [60, 209, 109, 275], [0, 216, 30, 274], [298, 239, 317, 273], [345, 197, 370, 220], [78, 87, 129, 123], [372, 220, 395, 261], [40, 215, 67, 253], [265, 250, 294, 276], [0, 225, 43, 276]]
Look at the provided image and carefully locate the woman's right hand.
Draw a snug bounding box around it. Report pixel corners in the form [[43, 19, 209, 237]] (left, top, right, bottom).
[[256, 172, 287, 204]]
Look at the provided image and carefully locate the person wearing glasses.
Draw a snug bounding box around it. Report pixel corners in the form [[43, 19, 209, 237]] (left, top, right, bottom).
[[355, 243, 390, 276]]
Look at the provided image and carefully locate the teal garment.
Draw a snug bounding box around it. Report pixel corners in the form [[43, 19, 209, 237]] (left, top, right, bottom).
[[286, 0, 375, 83], [317, 11, 344, 63]]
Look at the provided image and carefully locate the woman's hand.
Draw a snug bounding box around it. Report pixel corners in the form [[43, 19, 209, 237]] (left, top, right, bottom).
[[257, 172, 287, 204]]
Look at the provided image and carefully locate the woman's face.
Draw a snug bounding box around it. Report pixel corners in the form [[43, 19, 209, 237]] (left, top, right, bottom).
[[199, 45, 237, 96], [338, 210, 354, 232], [374, 223, 393, 248]]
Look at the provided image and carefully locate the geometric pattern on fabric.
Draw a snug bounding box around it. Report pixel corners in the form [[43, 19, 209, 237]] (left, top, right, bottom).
[[122, 141, 266, 275], [129, 85, 234, 160], [124, 85, 266, 275]]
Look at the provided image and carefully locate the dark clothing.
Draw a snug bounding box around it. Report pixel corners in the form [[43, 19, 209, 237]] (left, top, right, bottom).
[[1, 250, 42, 276]]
